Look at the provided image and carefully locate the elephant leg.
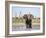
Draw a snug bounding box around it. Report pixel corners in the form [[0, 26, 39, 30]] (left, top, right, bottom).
[[29, 23, 32, 28], [26, 24, 29, 28]]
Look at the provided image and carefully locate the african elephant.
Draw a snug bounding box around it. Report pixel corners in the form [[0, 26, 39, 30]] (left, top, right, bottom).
[[23, 14, 33, 28]]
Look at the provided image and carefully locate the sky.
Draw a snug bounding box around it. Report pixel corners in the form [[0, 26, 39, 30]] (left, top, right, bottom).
[[12, 6, 40, 17]]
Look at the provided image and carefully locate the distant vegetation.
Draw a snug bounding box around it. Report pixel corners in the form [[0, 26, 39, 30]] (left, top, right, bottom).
[[12, 17, 40, 24]]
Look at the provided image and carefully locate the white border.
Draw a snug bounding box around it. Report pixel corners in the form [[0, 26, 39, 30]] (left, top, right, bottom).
[[9, 4, 43, 34]]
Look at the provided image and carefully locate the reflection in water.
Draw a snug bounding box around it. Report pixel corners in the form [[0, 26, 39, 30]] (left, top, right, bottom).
[[12, 25, 40, 31]]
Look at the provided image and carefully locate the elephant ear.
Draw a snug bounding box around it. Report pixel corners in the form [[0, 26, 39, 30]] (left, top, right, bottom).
[[23, 14, 28, 19]]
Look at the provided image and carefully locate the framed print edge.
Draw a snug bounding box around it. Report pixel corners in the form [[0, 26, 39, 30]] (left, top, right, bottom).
[[5, 1, 45, 37], [5, 1, 9, 37]]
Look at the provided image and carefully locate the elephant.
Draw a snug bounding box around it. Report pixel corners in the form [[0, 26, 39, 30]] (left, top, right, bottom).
[[23, 14, 33, 28]]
